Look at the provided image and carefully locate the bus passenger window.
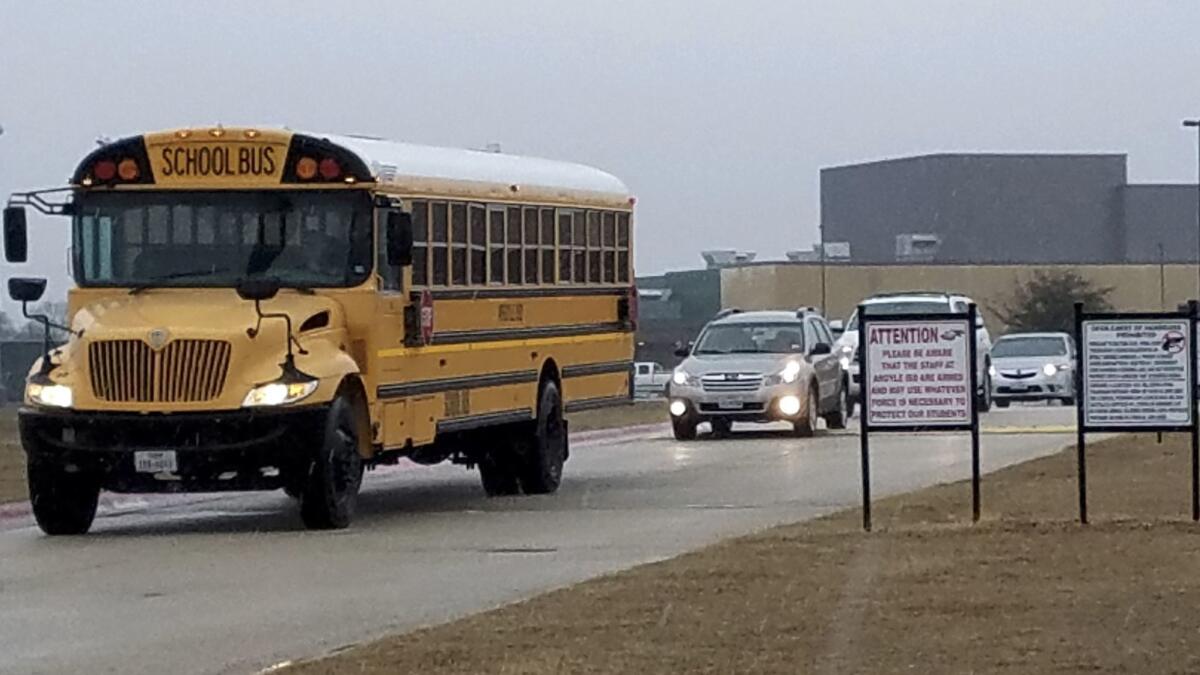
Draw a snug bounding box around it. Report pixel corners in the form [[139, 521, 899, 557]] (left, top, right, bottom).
[[524, 207, 539, 284], [470, 204, 486, 285], [410, 200, 428, 286], [573, 212, 587, 283], [451, 203, 467, 286], [431, 202, 448, 286], [488, 208, 505, 284], [617, 251, 629, 283], [506, 207, 522, 285], [541, 208, 555, 284], [617, 212, 630, 283], [558, 211, 572, 284]]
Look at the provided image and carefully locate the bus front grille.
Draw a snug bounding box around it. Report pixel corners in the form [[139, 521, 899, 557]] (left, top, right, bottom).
[[89, 339, 231, 403]]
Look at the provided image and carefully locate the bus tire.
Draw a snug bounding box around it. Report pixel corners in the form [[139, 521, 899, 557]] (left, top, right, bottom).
[[518, 380, 567, 495], [28, 458, 100, 536], [479, 445, 521, 497], [299, 396, 365, 530]]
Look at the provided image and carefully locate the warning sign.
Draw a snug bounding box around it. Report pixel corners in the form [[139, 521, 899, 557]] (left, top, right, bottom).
[[865, 320, 972, 427], [1083, 320, 1193, 428]]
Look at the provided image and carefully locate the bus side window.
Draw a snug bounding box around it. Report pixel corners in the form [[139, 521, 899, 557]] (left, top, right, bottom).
[[507, 206, 523, 285], [587, 211, 601, 284], [377, 209, 400, 291], [430, 202, 449, 286], [540, 208, 555, 284], [488, 207, 505, 284], [469, 204, 486, 285], [406, 200, 429, 287], [451, 202, 468, 286], [573, 211, 587, 283], [557, 210, 572, 284], [617, 212, 631, 283]]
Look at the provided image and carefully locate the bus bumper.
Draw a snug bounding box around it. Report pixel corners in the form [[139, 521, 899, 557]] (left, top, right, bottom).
[[17, 405, 328, 493]]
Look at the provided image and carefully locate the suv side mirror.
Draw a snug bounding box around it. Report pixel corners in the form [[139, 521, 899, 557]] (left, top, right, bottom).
[[829, 319, 844, 337], [810, 342, 832, 356], [4, 206, 28, 263], [673, 341, 693, 358], [386, 211, 414, 267], [975, 315, 985, 328], [8, 277, 46, 303]]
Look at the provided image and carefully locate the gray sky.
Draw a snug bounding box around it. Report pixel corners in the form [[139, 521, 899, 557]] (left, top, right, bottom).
[[3, 0, 1200, 313]]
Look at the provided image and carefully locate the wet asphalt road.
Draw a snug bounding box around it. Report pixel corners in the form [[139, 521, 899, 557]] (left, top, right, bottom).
[[0, 405, 1078, 675]]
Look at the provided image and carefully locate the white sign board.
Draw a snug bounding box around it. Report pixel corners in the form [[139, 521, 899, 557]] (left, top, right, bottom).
[[1083, 320, 1193, 428], [865, 319, 972, 427]]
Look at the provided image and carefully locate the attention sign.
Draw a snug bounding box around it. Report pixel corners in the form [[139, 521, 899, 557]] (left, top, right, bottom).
[[865, 320, 972, 427], [1082, 319, 1193, 428]]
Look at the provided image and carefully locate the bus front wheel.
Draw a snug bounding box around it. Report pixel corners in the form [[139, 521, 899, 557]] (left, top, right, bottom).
[[28, 458, 100, 536], [518, 380, 566, 495], [299, 396, 365, 530]]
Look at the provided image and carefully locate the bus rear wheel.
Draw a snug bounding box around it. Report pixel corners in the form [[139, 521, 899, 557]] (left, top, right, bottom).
[[299, 396, 365, 530], [28, 458, 100, 536], [518, 380, 567, 495]]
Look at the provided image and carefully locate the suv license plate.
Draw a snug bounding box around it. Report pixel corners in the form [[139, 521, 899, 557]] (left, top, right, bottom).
[[134, 451, 178, 474], [717, 398, 743, 410]]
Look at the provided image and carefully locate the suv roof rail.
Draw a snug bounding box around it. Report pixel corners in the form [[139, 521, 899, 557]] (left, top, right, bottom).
[[795, 306, 822, 318], [866, 290, 951, 299], [714, 308, 742, 319]]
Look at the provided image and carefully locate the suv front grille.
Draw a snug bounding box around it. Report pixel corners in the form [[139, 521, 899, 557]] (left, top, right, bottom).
[[89, 339, 231, 403], [701, 373, 763, 393]]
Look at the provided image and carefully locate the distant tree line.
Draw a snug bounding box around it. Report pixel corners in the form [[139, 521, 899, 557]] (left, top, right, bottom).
[[0, 302, 68, 341]]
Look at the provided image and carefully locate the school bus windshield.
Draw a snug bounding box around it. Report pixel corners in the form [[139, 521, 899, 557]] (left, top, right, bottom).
[[72, 190, 373, 289]]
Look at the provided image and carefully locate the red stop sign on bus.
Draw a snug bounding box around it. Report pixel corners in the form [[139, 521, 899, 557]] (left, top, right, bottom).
[[419, 290, 434, 345]]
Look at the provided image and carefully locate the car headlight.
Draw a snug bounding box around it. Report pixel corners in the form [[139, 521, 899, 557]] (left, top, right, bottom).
[[672, 369, 699, 387], [242, 379, 319, 407], [989, 365, 997, 377], [766, 360, 802, 386], [1042, 363, 1057, 377], [27, 382, 72, 408]]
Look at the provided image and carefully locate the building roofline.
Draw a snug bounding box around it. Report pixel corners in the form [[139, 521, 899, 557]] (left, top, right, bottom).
[[821, 151, 1128, 172]]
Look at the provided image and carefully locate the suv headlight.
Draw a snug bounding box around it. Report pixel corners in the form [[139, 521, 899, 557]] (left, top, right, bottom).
[[242, 379, 318, 407], [765, 360, 802, 386], [672, 369, 699, 387], [27, 382, 72, 408], [838, 344, 855, 368]]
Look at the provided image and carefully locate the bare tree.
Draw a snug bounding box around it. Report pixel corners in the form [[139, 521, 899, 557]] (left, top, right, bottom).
[[992, 270, 1114, 334]]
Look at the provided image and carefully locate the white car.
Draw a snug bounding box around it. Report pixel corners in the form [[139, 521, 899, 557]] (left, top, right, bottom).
[[989, 332, 1076, 407], [834, 291, 995, 412]]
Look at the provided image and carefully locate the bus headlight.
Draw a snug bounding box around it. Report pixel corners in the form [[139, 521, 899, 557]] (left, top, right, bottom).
[[27, 383, 73, 409], [242, 380, 318, 407]]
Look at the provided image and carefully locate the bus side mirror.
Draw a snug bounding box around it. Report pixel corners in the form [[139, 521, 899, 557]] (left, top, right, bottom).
[[4, 206, 28, 263], [8, 277, 46, 303], [386, 211, 414, 267], [235, 277, 281, 302]]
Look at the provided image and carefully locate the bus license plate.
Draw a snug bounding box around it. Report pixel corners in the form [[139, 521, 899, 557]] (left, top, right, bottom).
[[134, 451, 178, 474], [717, 398, 743, 410]]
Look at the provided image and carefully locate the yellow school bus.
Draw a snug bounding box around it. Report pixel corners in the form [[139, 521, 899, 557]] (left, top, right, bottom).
[[2, 126, 636, 534]]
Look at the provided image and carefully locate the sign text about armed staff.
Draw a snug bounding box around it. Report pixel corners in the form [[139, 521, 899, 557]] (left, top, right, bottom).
[[1083, 320, 1193, 427], [866, 320, 972, 426]]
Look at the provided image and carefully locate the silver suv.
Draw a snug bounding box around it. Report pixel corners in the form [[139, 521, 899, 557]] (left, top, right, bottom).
[[667, 308, 849, 440]]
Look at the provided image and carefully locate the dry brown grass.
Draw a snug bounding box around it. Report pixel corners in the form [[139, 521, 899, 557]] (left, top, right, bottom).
[[567, 400, 665, 432], [286, 432, 1200, 675], [0, 408, 24, 504]]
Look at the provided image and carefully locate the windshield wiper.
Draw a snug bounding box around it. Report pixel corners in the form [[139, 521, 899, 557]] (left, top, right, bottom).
[[129, 268, 230, 294]]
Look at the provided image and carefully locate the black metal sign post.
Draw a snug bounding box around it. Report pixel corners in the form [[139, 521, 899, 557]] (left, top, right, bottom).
[[1073, 301, 1199, 525], [858, 304, 982, 532]]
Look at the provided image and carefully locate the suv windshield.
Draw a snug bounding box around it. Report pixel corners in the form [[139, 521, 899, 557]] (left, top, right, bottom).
[[846, 299, 954, 331], [694, 323, 805, 355], [72, 190, 373, 288], [993, 337, 1068, 358]]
